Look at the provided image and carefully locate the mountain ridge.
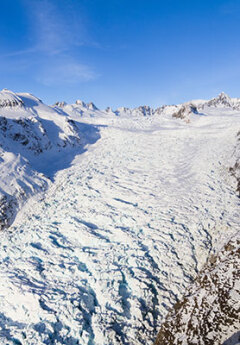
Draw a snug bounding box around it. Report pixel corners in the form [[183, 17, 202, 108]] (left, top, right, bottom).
[[53, 91, 240, 118]]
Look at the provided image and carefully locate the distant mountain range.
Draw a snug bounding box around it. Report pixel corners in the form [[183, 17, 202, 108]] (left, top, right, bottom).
[[53, 91, 240, 119], [1, 88, 240, 120]]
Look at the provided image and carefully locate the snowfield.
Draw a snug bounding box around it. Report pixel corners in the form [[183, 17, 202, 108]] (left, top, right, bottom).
[[0, 90, 239, 345]]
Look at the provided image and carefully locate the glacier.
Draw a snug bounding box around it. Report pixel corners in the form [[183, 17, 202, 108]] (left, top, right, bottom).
[[0, 89, 239, 345]]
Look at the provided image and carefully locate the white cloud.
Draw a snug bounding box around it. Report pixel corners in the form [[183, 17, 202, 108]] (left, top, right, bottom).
[[23, 0, 85, 55], [36, 60, 99, 86], [0, 0, 99, 85]]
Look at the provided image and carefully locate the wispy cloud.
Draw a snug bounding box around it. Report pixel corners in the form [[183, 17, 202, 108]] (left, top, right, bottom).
[[0, 47, 38, 58], [36, 59, 99, 86], [0, 0, 99, 85], [23, 0, 86, 55]]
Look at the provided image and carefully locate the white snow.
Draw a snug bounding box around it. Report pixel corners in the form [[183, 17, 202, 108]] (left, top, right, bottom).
[[0, 90, 239, 345], [0, 89, 101, 229], [0, 89, 24, 108]]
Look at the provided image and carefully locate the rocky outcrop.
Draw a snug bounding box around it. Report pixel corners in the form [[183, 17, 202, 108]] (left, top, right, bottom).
[[132, 105, 154, 116], [54, 101, 67, 108], [204, 92, 233, 108], [0, 115, 81, 155], [154, 234, 240, 345], [0, 194, 17, 230], [105, 107, 116, 115], [172, 103, 198, 120]]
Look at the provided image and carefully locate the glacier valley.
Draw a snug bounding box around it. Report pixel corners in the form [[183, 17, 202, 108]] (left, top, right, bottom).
[[0, 89, 239, 345]]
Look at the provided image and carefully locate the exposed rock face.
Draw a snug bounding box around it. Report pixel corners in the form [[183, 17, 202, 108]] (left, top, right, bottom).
[[0, 194, 17, 230], [132, 105, 154, 116], [114, 105, 155, 117], [0, 115, 81, 155], [172, 103, 198, 120], [0, 116, 50, 154], [54, 101, 67, 108], [154, 234, 240, 345], [202, 92, 233, 109], [105, 107, 116, 115]]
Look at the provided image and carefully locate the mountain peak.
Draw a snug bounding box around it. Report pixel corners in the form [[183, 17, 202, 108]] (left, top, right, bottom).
[[54, 101, 67, 108], [205, 92, 233, 108], [105, 106, 115, 114], [76, 100, 87, 107], [217, 91, 231, 100], [0, 89, 24, 108], [88, 102, 98, 111]]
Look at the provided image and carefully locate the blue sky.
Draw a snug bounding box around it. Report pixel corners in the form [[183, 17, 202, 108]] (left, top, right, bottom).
[[0, 0, 240, 108]]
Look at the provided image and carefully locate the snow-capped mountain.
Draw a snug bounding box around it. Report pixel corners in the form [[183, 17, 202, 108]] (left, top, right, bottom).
[[54, 101, 67, 108], [53, 92, 240, 121], [88, 101, 99, 111], [0, 89, 24, 108], [75, 100, 87, 108], [131, 105, 154, 116], [0, 89, 99, 229], [0, 88, 239, 345], [202, 91, 233, 108]]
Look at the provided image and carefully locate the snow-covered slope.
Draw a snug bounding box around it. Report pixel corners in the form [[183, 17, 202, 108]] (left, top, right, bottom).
[[0, 89, 24, 108], [154, 127, 240, 345], [0, 89, 239, 345], [0, 93, 239, 345], [0, 89, 100, 229], [230, 130, 240, 196]]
